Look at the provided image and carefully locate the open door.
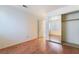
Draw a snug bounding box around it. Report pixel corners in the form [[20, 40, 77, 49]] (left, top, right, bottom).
[[49, 16, 61, 44]]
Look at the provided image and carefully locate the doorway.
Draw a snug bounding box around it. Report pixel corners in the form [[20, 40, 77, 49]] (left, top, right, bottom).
[[49, 16, 61, 44]]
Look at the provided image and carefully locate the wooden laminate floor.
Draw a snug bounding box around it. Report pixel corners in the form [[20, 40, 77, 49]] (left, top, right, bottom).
[[0, 39, 79, 54], [46, 42, 79, 54]]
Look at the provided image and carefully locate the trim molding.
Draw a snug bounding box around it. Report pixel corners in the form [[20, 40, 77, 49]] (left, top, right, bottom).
[[0, 37, 38, 50], [62, 41, 79, 48], [38, 36, 45, 39], [48, 40, 61, 44], [49, 34, 61, 38]]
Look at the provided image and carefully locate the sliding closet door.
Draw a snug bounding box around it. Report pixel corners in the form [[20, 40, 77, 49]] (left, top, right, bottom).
[[62, 11, 79, 45]]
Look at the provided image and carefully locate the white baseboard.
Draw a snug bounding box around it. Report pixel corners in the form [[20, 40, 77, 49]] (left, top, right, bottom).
[[63, 41, 79, 48]]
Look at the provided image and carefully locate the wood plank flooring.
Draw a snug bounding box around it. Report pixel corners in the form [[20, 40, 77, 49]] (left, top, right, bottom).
[[46, 42, 79, 54], [0, 39, 40, 54], [0, 38, 79, 54]]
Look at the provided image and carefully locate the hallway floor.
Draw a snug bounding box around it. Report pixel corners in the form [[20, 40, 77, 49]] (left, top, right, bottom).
[[0, 39, 79, 54]]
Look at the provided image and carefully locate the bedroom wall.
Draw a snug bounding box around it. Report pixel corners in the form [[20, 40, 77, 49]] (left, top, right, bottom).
[[0, 6, 38, 49]]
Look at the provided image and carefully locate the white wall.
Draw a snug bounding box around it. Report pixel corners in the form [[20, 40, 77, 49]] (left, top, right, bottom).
[[0, 6, 37, 49], [44, 18, 49, 40], [38, 20, 44, 38]]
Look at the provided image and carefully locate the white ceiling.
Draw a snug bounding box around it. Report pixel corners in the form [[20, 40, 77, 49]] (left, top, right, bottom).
[[14, 5, 66, 19]]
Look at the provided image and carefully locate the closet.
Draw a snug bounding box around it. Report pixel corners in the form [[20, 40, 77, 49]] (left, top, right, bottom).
[[62, 11, 79, 45]]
